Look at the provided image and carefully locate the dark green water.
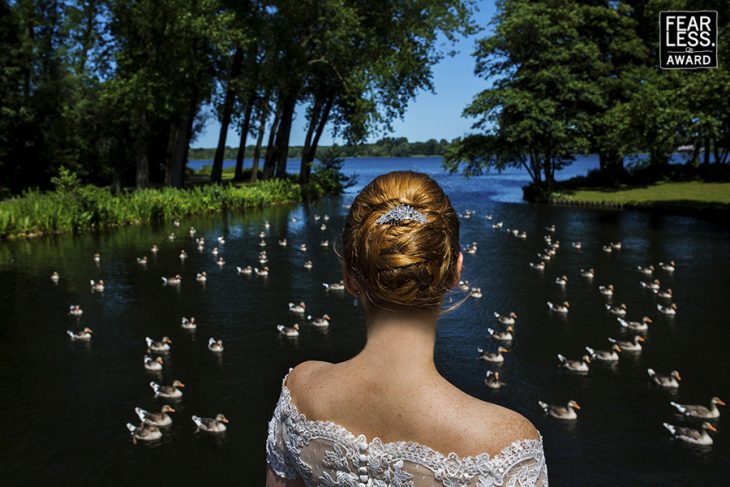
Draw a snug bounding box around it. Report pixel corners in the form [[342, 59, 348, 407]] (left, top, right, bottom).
[[1, 163, 729, 486]]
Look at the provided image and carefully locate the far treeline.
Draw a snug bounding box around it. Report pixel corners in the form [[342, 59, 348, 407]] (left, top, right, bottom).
[[189, 137, 453, 161], [445, 0, 730, 198], [0, 0, 474, 196]]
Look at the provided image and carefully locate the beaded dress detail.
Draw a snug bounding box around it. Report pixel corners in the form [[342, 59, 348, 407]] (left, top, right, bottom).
[[266, 372, 548, 486]]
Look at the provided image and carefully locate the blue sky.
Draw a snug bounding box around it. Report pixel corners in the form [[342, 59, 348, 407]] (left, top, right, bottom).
[[191, 1, 497, 148]]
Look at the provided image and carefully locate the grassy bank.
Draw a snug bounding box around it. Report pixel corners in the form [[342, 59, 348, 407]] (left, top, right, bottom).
[[0, 179, 301, 239], [550, 181, 730, 211]]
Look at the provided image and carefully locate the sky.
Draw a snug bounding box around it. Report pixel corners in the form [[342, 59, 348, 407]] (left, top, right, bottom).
[[191, 1, 497, 148]]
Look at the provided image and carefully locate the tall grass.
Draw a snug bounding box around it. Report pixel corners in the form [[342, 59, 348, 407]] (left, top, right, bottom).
[[0, 179, 301, 238]]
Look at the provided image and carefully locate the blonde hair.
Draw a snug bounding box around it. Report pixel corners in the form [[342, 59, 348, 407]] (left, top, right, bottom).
[[342, 171, 461, 311]]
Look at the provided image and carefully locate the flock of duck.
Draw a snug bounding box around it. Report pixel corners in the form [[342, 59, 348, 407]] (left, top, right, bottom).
[[466, 212, 723, 446], [60, 214, 341, 444]]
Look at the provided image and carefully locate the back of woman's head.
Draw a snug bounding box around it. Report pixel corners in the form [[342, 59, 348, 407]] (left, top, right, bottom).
[[342, 171, 460, 311]]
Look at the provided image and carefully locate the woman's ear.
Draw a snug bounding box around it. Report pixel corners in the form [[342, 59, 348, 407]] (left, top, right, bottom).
[[450, 252, 463, 289], [342, 260, 360, 297]]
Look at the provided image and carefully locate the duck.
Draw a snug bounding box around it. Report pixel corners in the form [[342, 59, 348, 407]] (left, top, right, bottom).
[[494, 312, 517, 326], [517, 231, 527, 240], [543, 235, 552, 244], [602, 245, 612, 253], [557, 354, 591, 373], [68, 305, 83, 317], [50, 271, 60, 283], [536, 252, 551, 262], [93, 253, 101, 263], [196, 272, 207, 283], [236, 265, 253, 275], [259, 240, 267, 248], [637, 265, 654, 276], [150, 380, 185, 399], [264, 220, 270, 229], [254, 266, 270, 277], [492, 222, 503, 229], [654, 288, 672, 299], [608, 335, 645, 351], [161, 274, 182, 286], [580, 268, 595, 279], [663, 422, 716, 446], [308, 314, 332, 328], [659, 261, 676, 273], [320, 240, 330, 248], [278, 239, 287, 247], [640, 279, 661, 291], [458, 280, 470, 292], [181, 317, 197, 330], [137, 256, 148, 265], [179, 250, 187, 260], [647, 368, 681, 388], [610, 241, 622, 250], [151, 244, 159, 253], [299, 243, 308, 252], [485, 213, 493, 221], [547, 301, 570, 314], [484, 371, 506, 389], [585, 344, 621, 362], [144, 355, 164, 371], [216, 257, 225, 267], [277, 324, 300, 337], [188, 226, 196, 237], [470, 287, 482, 298], [529, 261, 546, 271], [217, 236, 226, 245], [126, 422, 162, 443], [168, 233, 176, 241], [670, 397, 725, 420], [146, 336, 172, 353], [544, 247, 556, 257], [303, 260, 313, 270], [554, 275, 568, 287], [605, 303, 628, 316], [617, 316, 652, 333], [90, 280, 105, 292], [314, 214, 321, 221], [323, 214, 330, 221], [538, 400, 581, 420], [487, 327, 513, 342], [207, 337, 224, 353], [67, 327, 93, 341], [136, 405, 175, 427], [193, 414, 229, 433], [571, 242, 582, 249], [258, 253, 268, 264], [545, 224, 556, 233], [657, 303, 678, 315], [173, 219, 181, 227], [477, 346, 509, 363], [598, 284, 614, 296], [320, 224, 327, 231], [288, 302, 306, 314], [465, 244, 477, 255], [211, 247, 219, 256]]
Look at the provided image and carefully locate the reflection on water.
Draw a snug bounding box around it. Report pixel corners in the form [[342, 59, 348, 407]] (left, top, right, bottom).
[[0, 161, 729, 486]]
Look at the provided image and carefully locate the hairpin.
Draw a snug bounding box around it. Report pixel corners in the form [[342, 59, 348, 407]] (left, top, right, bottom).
[[376, 204, 427, 225]]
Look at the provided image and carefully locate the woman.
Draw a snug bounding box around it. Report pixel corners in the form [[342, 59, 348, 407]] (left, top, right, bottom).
[[266, 171, 547, 486]]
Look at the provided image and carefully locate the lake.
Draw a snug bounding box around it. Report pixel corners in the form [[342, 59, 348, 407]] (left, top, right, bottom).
[[1, 157, 728, 486]]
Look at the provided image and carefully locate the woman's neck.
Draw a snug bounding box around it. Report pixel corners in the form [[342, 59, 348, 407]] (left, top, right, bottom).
[[355, 308, 440, 377]]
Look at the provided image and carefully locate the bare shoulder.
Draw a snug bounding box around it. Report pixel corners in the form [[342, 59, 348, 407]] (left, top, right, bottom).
[[284, 360, 337, 417], [465, 396, 541, 455]]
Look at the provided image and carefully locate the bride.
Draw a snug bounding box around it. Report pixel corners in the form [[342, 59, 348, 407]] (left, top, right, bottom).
[[267, 171, 547, 486]]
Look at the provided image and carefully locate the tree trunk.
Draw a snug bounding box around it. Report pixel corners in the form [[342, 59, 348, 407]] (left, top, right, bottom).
[[164, 122, 179, 186], [274, 90, 298, 179], [210, 47, 244, 183], [300, 95, 334, 184], [299, 97, 323, 183], [233, 94, 255, 181], [262, 99, 283, 180], [250, 90, 271, 183], [135, 111, 150, 189], [703, 136, 711, 165]]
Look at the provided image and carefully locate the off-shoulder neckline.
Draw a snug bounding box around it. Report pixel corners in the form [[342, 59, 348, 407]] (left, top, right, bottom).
[[279, 370, 544, 468]]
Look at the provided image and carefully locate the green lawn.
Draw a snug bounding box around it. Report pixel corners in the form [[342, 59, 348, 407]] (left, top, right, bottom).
[[552, 182, 730, 208]]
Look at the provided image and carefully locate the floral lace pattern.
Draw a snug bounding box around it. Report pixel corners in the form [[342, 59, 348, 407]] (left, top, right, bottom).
[[266, 373, 548, 486]]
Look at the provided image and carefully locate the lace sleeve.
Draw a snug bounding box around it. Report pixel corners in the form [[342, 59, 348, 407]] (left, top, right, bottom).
[[266, 389, 299, 480], [488, 438, 548, 487]]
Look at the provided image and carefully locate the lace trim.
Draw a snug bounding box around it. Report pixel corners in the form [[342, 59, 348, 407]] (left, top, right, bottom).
[[269, 370, 547, 486]]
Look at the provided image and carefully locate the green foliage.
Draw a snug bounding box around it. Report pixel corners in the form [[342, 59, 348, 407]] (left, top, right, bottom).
[[306, 147, 358, 197]]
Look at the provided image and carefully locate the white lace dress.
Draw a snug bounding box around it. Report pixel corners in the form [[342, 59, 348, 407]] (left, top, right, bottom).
[[266, 373, 548, 486]]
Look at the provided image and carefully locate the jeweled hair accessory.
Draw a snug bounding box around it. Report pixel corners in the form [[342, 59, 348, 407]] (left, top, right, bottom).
[[376, 204, 427, 225]]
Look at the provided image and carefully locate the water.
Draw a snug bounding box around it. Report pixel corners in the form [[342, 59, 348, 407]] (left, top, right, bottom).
[[1, 157, 729, 486]]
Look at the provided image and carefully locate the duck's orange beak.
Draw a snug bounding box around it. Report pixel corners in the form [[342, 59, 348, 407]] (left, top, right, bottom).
[[707, 424, 718, 432], [574, 403, 581, 410], [718, 399, 726, 406], [178, 383, 186, 388]]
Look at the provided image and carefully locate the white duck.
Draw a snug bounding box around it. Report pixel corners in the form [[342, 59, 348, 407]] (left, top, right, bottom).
[[303, 260, 313, 270], [136, 405, 175, 427], [494, 312, 517, 325], [618, 316, 652, 333], [161, 274, 182, 286], [637, 265, 654, 276], [299, 243, 307, 252], [237, 265, 253, 275], [168, 233, 176, 241], [151, 244, 159, 253], [144, 355, 164, 371], [477, 346, 509, 363], [126, 422, 162, 443], [647, 369, 681, 389], [605, 303, 628, 316], [529, 261, 545, 271], [196, 272, 207, 283], [277, 324, 300, 337], [308, 314, 332, 328], [320, 224, 327, 231], [585, 344, 621, 362], [545, 224, 556, 233], [580, 268, 595, 278], [179, 250, 187, 260], [555, 275, 568, 287], [654, 288, 673, 299], [602, 245, 612, 253], [458, 280, 470, 292], [278, 238, 287, 247], [484, 371, 506, 389], [657, 303, 677, 315], [663, 422, 716, 446], [207, 337, 224, 353], [487, 327, 513, 342], [547, 301, 570, 314], [259, 239, 267, 248], [659, 261, 676, 273], [538, 400, 581, 420], [254, 266, 270, 276], [670, 397, 725, 420], [68, 305, 83, 317], [470, 287, 483, 298], [137, 256, 148, 265], [150, 380, 185, 399], [610, 241, 622, 250], [90, 280, 105, 293], [216, 257, 225, 267], [51, 271, 60, 283], [320, 240, 330, 248], [640, 279, 661, 291], [211, 247, 219, 256], [193, 414, 229, 433], [557, 354, 591, 373], [323, 281, 345, 291], [181, 317, 197, 330], [608, 335, 645, 352], [288, 302, 306, 314], [146, 336, 172, 353], [571, 242, 582, 249], [93, 253, 101, 263], [598, 284, 614, 296], [67, 327, 93, 341]]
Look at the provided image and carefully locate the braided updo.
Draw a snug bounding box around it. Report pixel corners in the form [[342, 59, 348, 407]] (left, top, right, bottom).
[[342, 171, 461, 311]]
